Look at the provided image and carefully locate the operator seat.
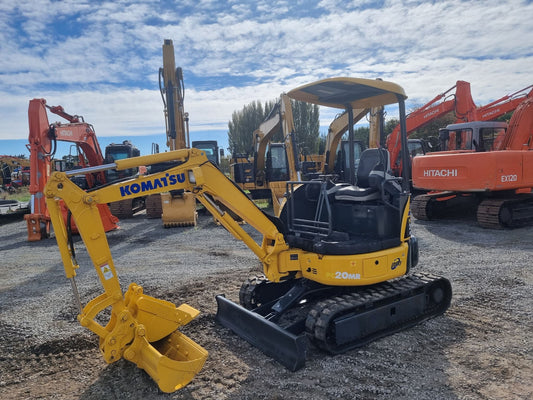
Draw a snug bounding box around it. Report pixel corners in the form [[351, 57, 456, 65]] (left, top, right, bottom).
[[332, 148, 394, 202]]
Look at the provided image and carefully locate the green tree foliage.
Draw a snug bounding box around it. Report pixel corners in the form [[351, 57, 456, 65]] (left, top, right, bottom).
[[317, 133, 327, 155], [291, 100, 320, 156], [384, 111, 456, 147], [228, 100, 266, 156], [409, 112, 456, 139], [227, 98, 320, 156], [354, 126, 369, 143]]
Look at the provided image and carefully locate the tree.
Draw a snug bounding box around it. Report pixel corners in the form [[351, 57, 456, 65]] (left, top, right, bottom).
[[291, 100, 320, 156], [384, 112, 456, 142], [228, 101, 268, 156], [227, 98, 320, 156]]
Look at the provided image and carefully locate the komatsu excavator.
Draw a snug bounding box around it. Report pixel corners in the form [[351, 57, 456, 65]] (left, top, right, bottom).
[[45, 78, 452, 392]]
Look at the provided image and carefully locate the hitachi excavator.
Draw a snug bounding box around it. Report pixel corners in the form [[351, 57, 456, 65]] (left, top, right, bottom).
[[386, 81, 533, 188], [385, 80, 478, 178], [25, 98, 119, 241], [45, 77, 452, 392], [411, 92, 533, 228], [145, 39, 199, 227]]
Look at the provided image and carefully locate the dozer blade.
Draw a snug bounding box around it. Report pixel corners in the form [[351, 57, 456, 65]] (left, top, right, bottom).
[[161, 191, 198, 227], [215, 295, 307, 371]]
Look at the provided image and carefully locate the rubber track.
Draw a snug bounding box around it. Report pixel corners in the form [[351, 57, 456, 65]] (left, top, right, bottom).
[[109, 199, 134, 218], [305, 273, 451, 354]]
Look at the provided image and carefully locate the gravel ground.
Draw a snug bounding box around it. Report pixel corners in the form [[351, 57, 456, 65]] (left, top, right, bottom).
[[0, 209, 532, 400]]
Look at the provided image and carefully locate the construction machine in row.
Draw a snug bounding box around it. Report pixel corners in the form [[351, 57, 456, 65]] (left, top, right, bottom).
[[0, 155, 30, 190], [231, 93, 301, 215], [24, 99, 145, 240], [386, 80, 477, 178], [145, 39, 201, 227], [103, 140, 145, 218], [24, 99, 120, 241], [320, 108, 369, 180], [411, 91, 533, 229], [45, 77, 452, 392], [385, 81, 533, 189]]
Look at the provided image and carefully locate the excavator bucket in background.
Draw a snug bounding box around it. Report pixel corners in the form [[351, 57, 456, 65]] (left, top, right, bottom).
[[160, 192, 198, 227]]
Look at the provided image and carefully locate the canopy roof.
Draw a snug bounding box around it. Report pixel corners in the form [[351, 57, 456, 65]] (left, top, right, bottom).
[[287, 77, 406, 109]]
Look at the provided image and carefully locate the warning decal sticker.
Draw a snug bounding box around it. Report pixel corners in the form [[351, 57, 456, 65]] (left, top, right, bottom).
[[100, 264, 113, 280]]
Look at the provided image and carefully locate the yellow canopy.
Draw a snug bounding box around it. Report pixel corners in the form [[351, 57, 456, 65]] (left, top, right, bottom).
[[287, 77, 407, 109]]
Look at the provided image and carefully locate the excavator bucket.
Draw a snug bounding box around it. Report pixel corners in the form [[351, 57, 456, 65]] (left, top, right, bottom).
[[161, 191, 198, 227], [215, 295, 307, 371], [108, 284, 208, 393], [125, 329, 208, 392]]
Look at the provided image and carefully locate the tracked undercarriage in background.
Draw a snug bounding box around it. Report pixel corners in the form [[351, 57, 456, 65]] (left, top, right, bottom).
[[412, 191, 533, 229]]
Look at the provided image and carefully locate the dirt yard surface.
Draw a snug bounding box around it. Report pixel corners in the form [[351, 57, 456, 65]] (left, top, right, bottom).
[[0, 210, 531, 400]]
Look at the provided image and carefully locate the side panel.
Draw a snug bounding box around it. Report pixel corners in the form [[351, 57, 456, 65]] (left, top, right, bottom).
[[412, 151, 533, 191], [298, 243, 408, 286]]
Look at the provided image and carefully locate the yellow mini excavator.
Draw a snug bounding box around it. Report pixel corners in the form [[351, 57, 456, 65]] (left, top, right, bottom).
[[45, 78, 452, 392]]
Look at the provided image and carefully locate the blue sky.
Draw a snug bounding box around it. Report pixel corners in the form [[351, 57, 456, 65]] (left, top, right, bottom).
[[1, 0, 532, 157]]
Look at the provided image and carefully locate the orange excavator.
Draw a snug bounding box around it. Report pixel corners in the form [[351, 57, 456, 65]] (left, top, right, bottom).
[[386, 82, 533, 181], [386, 80, 478, 177], [411, 90, 533, 228], [24, 98, 119, 241]]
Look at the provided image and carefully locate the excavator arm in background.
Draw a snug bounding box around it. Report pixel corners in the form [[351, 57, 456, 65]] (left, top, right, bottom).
[[477, 84, 533, 121], [253, 94, 298, 181], [145, 39, 198, 227], [24, 98, 118, 241], [252, 94, 302, 214], [387, 82, 533, 178], [231, 93, 302, 215], [386, 80, 477, 176], [322, 108, 369, 178]]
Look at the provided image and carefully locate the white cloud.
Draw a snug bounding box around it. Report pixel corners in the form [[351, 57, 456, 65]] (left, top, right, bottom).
[[0, 0, 531, 144]]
